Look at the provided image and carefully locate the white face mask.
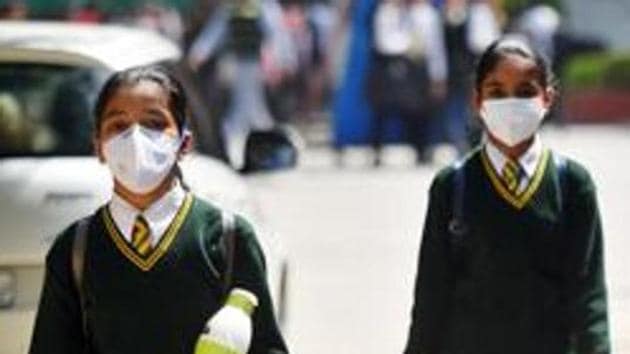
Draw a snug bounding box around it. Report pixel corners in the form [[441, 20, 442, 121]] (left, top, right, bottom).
[[480, 98, 547, 147], [103, 124, 181, 194]]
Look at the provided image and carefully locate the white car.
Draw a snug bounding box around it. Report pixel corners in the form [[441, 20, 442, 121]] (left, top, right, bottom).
[[0, 21, 295, 353]]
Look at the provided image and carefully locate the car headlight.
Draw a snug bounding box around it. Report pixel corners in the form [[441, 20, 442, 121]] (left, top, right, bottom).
[[0, 268, 17, 309]]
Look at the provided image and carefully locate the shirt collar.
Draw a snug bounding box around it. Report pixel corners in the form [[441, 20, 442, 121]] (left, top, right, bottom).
[[108, 181, 187, 242], [484, 135, 543, 179], [143, 181, 186, 228]]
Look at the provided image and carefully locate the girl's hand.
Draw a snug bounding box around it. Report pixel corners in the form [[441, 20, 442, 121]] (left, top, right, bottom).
[[195, 289, 258, 354]]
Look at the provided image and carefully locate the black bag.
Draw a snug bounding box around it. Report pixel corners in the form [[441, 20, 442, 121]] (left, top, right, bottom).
[[366, 53, 430, 114]]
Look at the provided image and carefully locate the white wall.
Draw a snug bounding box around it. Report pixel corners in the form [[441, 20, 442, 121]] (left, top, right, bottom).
[[564, 0, 630, 50]]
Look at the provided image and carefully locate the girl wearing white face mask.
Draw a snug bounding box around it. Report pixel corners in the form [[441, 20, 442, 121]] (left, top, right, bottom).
[[404, 38, 610, 354], [30, 66, 288, 354]]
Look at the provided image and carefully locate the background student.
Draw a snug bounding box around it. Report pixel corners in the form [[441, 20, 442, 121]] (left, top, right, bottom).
[[367, 0, 448, 166], [404, 37, 610, 354]]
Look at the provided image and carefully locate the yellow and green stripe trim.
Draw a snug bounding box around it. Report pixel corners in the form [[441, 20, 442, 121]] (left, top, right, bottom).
[[481, 148, 550, 210], [103, 194, 194, 272]]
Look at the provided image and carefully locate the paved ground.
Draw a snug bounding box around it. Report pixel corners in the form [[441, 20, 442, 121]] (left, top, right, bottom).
[[247, 125, 630, 354]]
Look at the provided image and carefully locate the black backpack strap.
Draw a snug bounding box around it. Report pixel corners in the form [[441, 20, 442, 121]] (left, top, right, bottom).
[[71, 216, 90, 343], [447, 160, 469, 268], [221, 210, 237, 298], [448, 160, 468, 237], [553, 152, 569, 213], [199, 210, 238, 300]]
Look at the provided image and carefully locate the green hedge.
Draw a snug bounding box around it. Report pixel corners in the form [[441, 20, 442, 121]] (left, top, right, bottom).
[[501, 0, 564, 16], [563, 52, 630, 90], [2, 0, 194, 17]]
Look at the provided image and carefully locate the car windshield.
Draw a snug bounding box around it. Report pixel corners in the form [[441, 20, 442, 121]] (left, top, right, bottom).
[[0, 63, 108, 157]]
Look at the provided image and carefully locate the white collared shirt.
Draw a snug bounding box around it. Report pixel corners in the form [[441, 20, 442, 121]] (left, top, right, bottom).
[[108, 182, 187, 246], [485, 135, 544, 194], [373, 1, 448, 82]]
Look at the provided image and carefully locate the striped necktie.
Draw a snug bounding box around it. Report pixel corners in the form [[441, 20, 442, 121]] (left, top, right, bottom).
[[502, 159, 523, 194], [131, 215, 152, 257]]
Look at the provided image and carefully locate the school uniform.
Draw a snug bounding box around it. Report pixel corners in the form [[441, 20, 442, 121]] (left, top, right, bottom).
[[29, 183, 288, 354], [404, 137, 610, 354], [368, 1, 448, 160]]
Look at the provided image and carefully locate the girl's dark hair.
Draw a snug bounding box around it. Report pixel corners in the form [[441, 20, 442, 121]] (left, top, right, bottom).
[[94, 65, 189, 135], [475, 35, 556, 91]]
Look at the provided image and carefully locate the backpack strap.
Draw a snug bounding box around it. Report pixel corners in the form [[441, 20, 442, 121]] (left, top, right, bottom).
[[447, 160, 469, 268], [198, 210, 238, 300], [221, 210, 237, 298], [448, 160, 468, 237], [553, 152, 569, 213], [71, 217, 90, 342]]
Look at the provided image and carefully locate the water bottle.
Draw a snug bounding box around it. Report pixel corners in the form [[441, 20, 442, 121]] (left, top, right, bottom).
[[195, 288, 259, 354]]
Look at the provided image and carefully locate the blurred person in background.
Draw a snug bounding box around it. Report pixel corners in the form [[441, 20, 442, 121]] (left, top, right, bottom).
[[268, 0, 335, 122], [328, 0, 354, 79], [438, 0, 499, 155], [188, 0, 295, 169], [305, 0, 336, 116], [275, 0, 337, 121], [497, 1, 564, 125], [132, 2, 185, 44], [404, 37, 610, 354], [367, 0, 448, 166], [267, 0, 313, 123], [101, 2, 184, 44], [68, 1, 104, 23], [512, 2, 560, 65], [0, 0, 27, 19]]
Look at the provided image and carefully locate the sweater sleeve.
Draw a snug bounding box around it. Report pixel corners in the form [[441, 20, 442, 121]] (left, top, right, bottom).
[[404, 172, 455, 354], [564, 170, 610, 354], [29, 225, 86, 354], [232, 216, 289, 354]]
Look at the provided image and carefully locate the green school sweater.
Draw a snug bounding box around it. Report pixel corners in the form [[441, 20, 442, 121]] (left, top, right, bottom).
[[404, 148, 610, 354], [29, 195, 288, 354]]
